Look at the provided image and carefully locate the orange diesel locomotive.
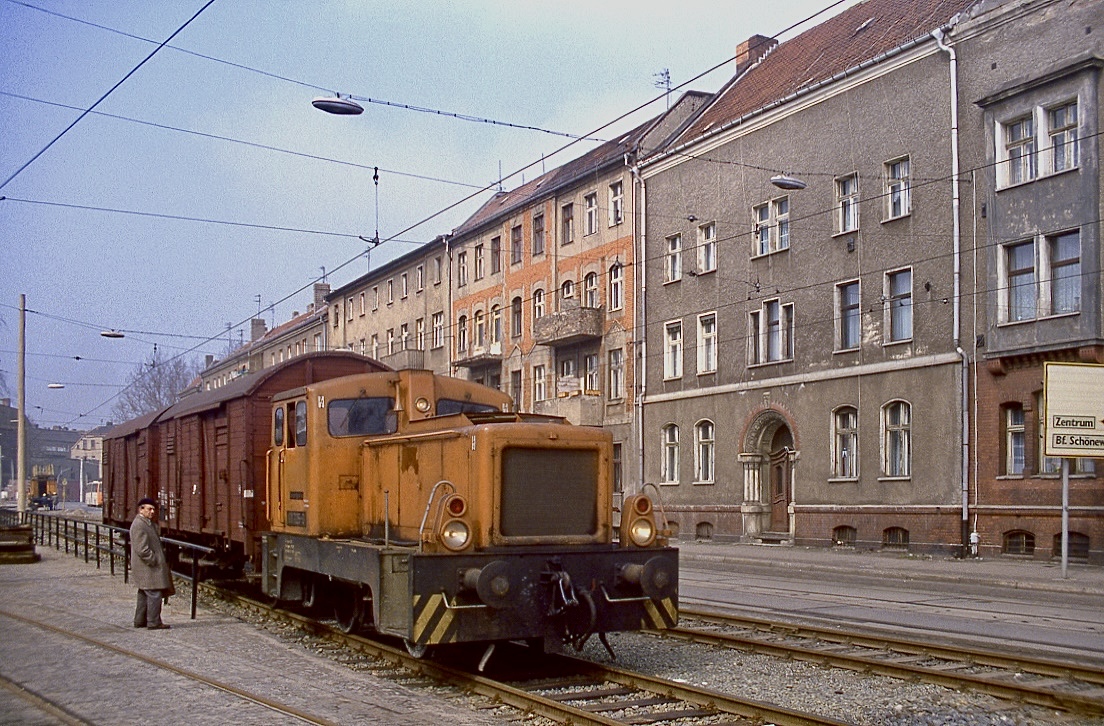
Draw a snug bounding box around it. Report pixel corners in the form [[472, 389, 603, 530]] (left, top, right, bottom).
[[263, 367, 678, 657]]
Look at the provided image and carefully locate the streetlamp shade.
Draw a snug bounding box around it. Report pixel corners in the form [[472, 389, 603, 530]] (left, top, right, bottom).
[[100, 330, 125, 339], [47, 383, 65, 389], [770, 174, 807, 190], [312, 96, 364, 115]]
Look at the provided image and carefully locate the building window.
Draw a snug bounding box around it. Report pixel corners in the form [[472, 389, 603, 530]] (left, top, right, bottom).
[[474, 244, 485, 280], [608, 180, 623, 225], [883, 527, 909, 550], [491, 235, 502, 274], [754, 197, 789, 256], [698, 222, 716, 273], [510, 225, 523, 265], [608, 348, 624, 400], [662, 424, 680, 484], [490, 305, 502, 345], [560, 279, 574, 305], [510, 297, 522, 338], [434, 256, 443, 284], [665, 234, 682, 283], [372, 286, 379, 310], [370, 334, 379, 359], [664, 320, 683, 379], [474, 310, 486, 348], [1004, 239, 1036, 322], [836, 281, 860, 351], [1055, 531, 1090, 560], [510, 369, 522, 406], [695, 420, 715, 483], [533, 365, 547, 402], [457, 252, 468, 287], [533, 288, 545, 321], [833, 525, 857, 547], [612, 443, 623, 494], [749, 299, 793, 365], [1003, 116, 1036, 186], [882, 400, 911, 478], [432, 312, 444, 349], [387, 328, 395, 355], [885, 269, 912, 342], [833, 406, 858, 479], [1049, 101, 1079, 173], [1050, 231, 1081, 315], [609, 264, 624, 311], [1003, 530, 1035, 556], [358, 292, 365, 316], [836, 174, 859, 233], [532, 213, 545, 256], [885, 156, 910, 219], [401, 273, 409, 299], [561, 203, 574, 244], [584, 272, 599, 308], [697, 313, 717, 374], [346, 297, 354, 321], [416, 264, 425, 291], [456, 316, 467, 353], [399, 323, 409, 350], [585, 192, 598, 235], [1003, 404, 1025, 476], [584, 354, 599, 392], [415, 318, 425, 350]]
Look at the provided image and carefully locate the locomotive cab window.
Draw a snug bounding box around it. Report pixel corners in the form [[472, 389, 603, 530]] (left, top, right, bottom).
[[273, 407, 285, 446], [328, 397, 397, 437], [437, 399, 500, 416], [294, 400, 308, 447]]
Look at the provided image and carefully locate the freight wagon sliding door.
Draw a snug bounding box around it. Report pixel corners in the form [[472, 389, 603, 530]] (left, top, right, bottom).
[[203, 416, 230, 537], [179, 417, 204, 535]]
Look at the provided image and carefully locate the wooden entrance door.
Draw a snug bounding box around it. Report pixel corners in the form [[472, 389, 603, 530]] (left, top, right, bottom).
[[769, 448, 791, 533]]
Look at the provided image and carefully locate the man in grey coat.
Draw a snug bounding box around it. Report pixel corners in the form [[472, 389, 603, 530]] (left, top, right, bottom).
[[130, 497, 173, 630]]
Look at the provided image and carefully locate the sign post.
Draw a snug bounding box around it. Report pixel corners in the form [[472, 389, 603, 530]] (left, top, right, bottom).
[[1043, 362, 1104, 578]]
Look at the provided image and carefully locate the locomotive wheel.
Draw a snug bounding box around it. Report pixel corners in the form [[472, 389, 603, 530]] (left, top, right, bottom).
[[334, 588, 365, 634], [404, 639, 430, 659]]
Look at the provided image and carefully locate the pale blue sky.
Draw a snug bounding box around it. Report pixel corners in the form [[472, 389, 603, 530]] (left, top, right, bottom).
[[1, 0, 857, 428]]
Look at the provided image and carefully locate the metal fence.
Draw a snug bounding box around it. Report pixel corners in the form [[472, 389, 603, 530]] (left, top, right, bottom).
[[0, 508, 214, 620]]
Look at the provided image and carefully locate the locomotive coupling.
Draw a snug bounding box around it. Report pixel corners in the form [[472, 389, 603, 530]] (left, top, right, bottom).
[[617, 555, 676, 599], [459, 560, 514, 608]]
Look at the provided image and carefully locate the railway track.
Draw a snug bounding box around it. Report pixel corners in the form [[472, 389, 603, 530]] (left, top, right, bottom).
[[202, 582, 849, 725], [666, 608, 1104, 717]]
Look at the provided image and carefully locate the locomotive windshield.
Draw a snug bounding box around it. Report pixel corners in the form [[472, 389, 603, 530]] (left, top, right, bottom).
[[437, 399, 500, 416], [328, 397, 397, 437]]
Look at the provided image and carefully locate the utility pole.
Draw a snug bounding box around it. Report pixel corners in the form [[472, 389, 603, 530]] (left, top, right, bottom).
[[17, 294, 26, 515]]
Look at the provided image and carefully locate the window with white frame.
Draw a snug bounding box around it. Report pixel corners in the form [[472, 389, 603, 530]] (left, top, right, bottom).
[[434, 256, 443, 285], [358, 292, 365, 316], [560, 279, 574, 306], [561, 203, 574, 244], [346, 297, 354, 321], [474, 310, 486, 348], [999, 230, 1081, 322], [754, 197, 789, 256], [585, 192, 598, 235], [490, 305, 502, 344], [664, 320, 683, 379], [510, 297, 522, 338], [399, 323, 409, 351], [372, 286, 379, 310], [474, 244, 485, 280], [370, 333, 379, 359], [695, 420, 715, 483], [608, 348, 624, 400], [609, 264, 624, 311], [833, 406, 858, 479], [698, 222, 716, 273], [995, 99, 1080, 187], [457, 315, 467, 353], [836, 174, 859, 233], [1049, 101, 1079, 173], [533, 288, 545, 321], [584, 354, 599, 392], [387, 328, 395, 355], [432, 312, 444, 349], [584, 272, 599, 308], [416, 264, 425, 291], [662, 424, 680, 483], [885, 268, 913, 342], [882, 400, 911, 478], [532, 213, 545, 256], [457, 252, 468, 286], [697, 313, 717, 374], [665, 234, 682, 283], [401, 273, 408, 298], [608, 180, 624, 225], [533, 364, 547, 401], [1003, 403, 1025, 476], [748, 299, 793, 365], [415, 318, 424, 350], [836, 281, 860, 351], [885, 156, 910, 219]]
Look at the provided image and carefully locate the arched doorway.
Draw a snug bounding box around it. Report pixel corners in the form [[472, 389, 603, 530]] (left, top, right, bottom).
[[739, 409, 797, 542]]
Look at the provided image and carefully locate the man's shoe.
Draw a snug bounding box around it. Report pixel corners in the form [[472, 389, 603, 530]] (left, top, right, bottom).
[[133, 623, 146, 628], [147, 624, 171, 630]]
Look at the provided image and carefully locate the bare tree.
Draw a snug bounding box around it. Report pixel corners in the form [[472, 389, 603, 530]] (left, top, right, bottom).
[[112, 349, 202, 421]]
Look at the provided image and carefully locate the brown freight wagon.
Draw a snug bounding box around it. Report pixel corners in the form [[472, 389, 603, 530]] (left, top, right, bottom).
[[104, 352, 389, 569]]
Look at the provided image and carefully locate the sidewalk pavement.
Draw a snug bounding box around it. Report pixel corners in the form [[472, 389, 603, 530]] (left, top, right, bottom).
[[675, 538, 1104, 596]]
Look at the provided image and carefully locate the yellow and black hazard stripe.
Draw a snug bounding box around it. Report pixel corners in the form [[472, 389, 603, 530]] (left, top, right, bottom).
[[640, 596, 678, 630], [411, 592, 462, 646]]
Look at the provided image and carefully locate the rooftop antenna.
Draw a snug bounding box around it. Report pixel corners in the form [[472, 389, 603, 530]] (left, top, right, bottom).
[[254, 294, 262, 318], [358, 167, 381, 273], [319, 266, 327, 283], [654, 68, 671, 109], [497, 161, 504, 192]]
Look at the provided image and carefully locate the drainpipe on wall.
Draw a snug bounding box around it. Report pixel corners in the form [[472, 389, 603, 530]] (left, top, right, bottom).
[[933, 26, 971, 558], [631, 161, 648, 494]]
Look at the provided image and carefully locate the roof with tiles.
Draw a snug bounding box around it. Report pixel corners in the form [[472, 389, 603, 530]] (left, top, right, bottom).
[[678, 0, 977, 144]]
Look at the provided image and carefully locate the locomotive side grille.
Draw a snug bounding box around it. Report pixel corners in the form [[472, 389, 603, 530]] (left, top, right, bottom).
[[500, 447, 598, 537]]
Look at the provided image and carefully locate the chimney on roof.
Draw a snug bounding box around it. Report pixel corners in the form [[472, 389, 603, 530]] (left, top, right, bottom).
[[313, 283, 331, 312], [205, 354, 214, 368], [736, 34, 777, 75], [250, 318, 267, 341]]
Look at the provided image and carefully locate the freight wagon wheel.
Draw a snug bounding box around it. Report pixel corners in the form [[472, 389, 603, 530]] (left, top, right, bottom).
[[333, 586, 365, 634]]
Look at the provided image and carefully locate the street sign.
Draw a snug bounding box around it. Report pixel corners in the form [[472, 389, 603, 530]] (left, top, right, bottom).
[[1043, 362, 1104, 458]]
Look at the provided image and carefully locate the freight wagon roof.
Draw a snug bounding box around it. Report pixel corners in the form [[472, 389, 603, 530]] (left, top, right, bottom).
[[103, 406, 169, 440]]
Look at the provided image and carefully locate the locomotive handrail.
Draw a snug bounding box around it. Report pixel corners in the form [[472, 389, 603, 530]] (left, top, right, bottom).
[[440, 592, 491, 611], [640, 482, 673, 534], [418, 480, 456, 552], [598, 584, 652, 604]]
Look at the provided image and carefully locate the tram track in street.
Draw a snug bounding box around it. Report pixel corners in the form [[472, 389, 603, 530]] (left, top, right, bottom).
[[663, 608, 1104, 717]]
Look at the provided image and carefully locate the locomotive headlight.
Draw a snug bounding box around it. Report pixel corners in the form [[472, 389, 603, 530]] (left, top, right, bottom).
[[440, 519, 471, 551], [628, 518, 655, 547]]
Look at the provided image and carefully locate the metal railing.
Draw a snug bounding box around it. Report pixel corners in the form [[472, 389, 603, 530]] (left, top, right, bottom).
[[0, 508, 214, 620]]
